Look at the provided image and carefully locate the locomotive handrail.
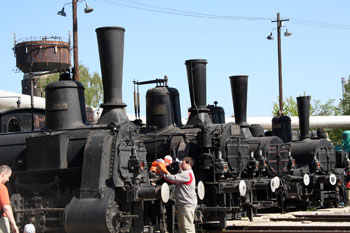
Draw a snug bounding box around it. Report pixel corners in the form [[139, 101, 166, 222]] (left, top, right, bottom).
[[133, 76, 168, 120], [14, 208, 65, 213]]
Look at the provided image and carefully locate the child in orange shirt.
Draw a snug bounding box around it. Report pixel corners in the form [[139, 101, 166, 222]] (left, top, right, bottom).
[[149, 155, 173, 185]]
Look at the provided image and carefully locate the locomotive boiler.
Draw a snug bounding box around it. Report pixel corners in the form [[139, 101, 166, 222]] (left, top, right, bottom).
[[0, 26, 170, 233]]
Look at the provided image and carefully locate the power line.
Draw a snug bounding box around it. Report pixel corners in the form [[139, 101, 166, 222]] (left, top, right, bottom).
[[93, 0, 271, 20], [291, 18, 350, 30], [93, 0, 350, 29]]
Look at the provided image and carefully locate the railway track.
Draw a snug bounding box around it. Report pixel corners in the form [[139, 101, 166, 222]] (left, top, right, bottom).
[[205, 225, 350, 233], [271, 214, 350, 222], [202, 207, 350, 233]]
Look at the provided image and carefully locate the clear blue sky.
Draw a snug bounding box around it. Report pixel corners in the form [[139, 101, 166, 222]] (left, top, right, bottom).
[[2, 1, 350, 117]]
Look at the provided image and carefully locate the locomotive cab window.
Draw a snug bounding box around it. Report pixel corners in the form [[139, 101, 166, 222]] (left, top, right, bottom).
[[8, 118, 21, 132]]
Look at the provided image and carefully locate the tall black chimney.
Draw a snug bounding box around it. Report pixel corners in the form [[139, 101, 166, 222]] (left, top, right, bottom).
[[297, 96, 311, 140], [185, 59, 211, 125], [96, 26, 128, 124], [229, 75, 249, 127]]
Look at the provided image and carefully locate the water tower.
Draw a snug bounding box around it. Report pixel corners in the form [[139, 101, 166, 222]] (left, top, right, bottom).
[[14, 36, 71, 97]]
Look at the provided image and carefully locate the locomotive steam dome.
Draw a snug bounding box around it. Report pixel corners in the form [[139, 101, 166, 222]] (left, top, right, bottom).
[[14, 37, 71, 73], [146, 86, 173, 130], [45, 80, 85, 130]]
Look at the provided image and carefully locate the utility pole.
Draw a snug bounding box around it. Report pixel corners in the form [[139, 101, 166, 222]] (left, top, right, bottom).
[[272, 12, 290, 116], [72, 0, 79, 81], [57, 0, 93, 81]]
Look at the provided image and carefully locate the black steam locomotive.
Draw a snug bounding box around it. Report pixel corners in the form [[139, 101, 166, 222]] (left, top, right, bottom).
[[278, 96, 345, 209], [0, 25, 345, 233], [1, 27, 171, 233]]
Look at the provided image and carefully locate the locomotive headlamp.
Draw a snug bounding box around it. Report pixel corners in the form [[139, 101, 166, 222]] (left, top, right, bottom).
[[214, 161, 228, 174], [292, 159, 295, 166], [223, 164, 228, 172], [128, 155, 140, 173], [140, 161, 145, 170]]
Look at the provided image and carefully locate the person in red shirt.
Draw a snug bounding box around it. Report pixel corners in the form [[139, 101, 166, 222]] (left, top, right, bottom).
[[0, 165, 18, 233]]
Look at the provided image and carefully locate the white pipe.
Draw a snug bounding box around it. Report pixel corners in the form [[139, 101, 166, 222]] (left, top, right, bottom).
[[128, 115, 350, 129], [2, 89, 345, 130], [225, 116, 350, 129]]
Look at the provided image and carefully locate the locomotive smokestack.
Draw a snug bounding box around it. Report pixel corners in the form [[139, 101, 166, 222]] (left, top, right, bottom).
[[229, 75, 249, 127], [185, 59, 211, 125], [96, 26, 128, 124], [297, 96, 311, 140]]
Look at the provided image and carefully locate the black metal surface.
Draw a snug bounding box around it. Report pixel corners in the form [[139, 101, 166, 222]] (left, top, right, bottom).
[[290, 138, 336, 173], [272, 115, 292, 143], [96, 26, 129, 124], [229, 75, 249, 128], [146, 86, 173, 130], [297, 96, 311, 140], [64, 189, 118, 233], [45, 80, 85, 130], [249, 124, 264, 137], [168, 87, 183, 127], [0, 108, 45, 133], [185, 59, 212, 125], [207, 102, 225, 124]]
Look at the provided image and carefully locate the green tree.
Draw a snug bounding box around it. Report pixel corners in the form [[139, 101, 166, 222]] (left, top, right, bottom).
[[333, 76, 350, 145], [339, 77, 350, 115], [37, 73, 59, 97], [272, 92, 321, 117], [272, 96, 298, 116], [78, 65, 103, 108], [37, 64, 103, 108]]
